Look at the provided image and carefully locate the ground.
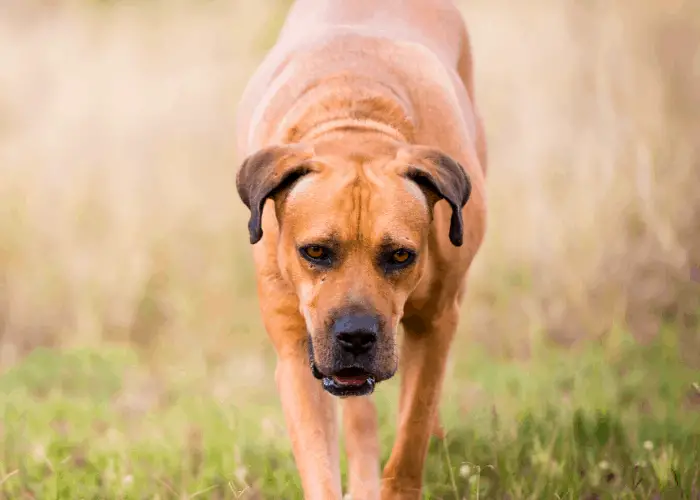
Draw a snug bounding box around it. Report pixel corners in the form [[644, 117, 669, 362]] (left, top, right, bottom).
[[1, 327, 698, 499]]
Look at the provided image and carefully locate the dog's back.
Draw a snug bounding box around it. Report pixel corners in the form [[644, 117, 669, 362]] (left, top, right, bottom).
[[276, 0, 467, 70], [235, 0, 481, 164]]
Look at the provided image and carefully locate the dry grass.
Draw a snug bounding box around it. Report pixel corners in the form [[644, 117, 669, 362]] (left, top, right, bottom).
[[461, 0, 700, 355], [0, 0, 698, 366]]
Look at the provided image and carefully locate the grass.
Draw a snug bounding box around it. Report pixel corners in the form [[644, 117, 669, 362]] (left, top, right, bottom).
[[1, 327, 698, 499]]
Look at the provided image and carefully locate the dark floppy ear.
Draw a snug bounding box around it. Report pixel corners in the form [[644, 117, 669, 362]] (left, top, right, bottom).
[[235, 144, 316, 245], [398, 145, 472, 247]]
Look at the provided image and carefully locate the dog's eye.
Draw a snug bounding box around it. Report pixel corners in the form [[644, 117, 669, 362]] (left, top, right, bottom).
[[391, 250, 411, 264], [305, 246, 325, 259], [383, 248, 416, 271], [300, 245, 332, 265]]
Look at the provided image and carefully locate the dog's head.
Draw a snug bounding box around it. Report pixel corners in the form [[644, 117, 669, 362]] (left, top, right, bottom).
[[235, 139, 471, 397]]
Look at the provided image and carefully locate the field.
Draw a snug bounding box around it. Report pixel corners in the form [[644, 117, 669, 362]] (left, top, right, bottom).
[[1, 327, 700, 498], [1, 0, 699, 498]]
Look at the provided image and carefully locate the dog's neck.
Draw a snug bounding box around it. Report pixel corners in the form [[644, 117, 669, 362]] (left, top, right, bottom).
[[301, 117, 408, 144], [273, 75, 416, 146]]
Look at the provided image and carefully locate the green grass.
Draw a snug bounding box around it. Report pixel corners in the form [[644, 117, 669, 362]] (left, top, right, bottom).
[[1, 326, 699, 499]]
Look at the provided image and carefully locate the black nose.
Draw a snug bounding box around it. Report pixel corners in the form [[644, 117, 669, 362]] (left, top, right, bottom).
[[333, 314, 379, 355]]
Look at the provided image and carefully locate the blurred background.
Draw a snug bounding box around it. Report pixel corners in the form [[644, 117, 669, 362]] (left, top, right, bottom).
[[0, 0, 699, 498], [1, 0, 698, 370]]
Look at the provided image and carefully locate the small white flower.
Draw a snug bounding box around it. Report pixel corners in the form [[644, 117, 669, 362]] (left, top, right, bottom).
[[459, 464, 471, 477], [643, 440, 654, 451], [234, 466, 248, 484], [31, 444, 46, 462], [261, 417, 276, 438]]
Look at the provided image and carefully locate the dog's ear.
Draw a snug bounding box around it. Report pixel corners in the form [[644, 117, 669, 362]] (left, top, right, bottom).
[[398, 145, 472, 247], [236, 144, 316, 244]]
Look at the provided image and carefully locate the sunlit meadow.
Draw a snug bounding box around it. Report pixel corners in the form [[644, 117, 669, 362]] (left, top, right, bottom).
[[0, 0, 699, 498]]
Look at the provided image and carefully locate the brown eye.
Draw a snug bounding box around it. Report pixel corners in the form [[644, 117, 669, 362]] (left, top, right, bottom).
[[300, 245, 333, 266], [380, 247, 416, 273], [392, 250, 410, 263], [304, 246, 325, 259]]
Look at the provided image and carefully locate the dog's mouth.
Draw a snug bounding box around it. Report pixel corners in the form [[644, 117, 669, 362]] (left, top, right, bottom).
[[333, 367, 372, 386], [324, 368, 376, 397], [311, 363, 376, 397]]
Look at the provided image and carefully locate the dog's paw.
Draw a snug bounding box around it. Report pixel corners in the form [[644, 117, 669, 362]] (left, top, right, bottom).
[[379, 484, 421, 500]]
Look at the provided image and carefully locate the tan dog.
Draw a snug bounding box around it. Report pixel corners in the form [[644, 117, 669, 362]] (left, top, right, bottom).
[[234, 0, 487, 498]]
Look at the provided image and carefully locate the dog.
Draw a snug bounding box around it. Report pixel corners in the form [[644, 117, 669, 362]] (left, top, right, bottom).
[[234, 0, 487, 498]]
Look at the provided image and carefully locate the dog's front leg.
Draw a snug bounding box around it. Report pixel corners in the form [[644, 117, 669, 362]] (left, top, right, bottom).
[[259, 276, 343, 499], [380, 305, 459, 499], [275, 350, 342, 499], [342, 395, 381, 499]]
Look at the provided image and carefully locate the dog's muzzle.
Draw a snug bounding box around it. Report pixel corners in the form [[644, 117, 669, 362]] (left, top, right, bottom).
[[308, 311, 382, 398]]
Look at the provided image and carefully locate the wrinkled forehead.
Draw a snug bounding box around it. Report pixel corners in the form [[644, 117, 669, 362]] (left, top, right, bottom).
[[284, 165, 430, 245]]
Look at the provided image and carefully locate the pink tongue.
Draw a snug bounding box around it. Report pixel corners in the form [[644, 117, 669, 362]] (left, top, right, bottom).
[[333, 375, 367, 386]]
